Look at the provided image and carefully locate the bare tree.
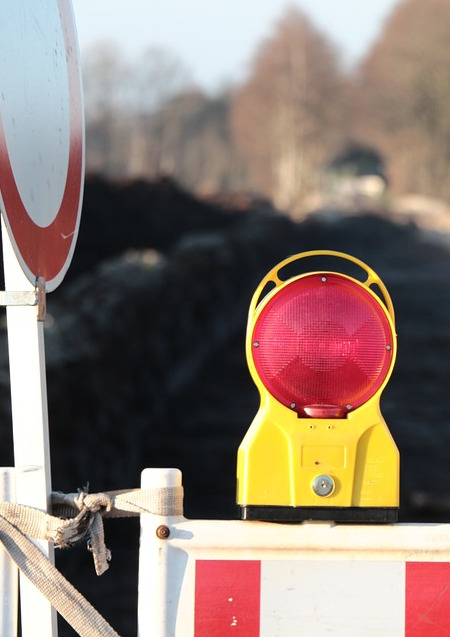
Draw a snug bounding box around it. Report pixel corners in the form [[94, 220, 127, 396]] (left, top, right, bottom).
[[164, 89, 245, 193], [126, 47, 192, 177], [231, 7, 345, 214], [82, 41, 131, 175], [356, 0, 450, 199], [82, 42, 240, 191], [82, 43, 193, 179], [81, 10, 347, 201]]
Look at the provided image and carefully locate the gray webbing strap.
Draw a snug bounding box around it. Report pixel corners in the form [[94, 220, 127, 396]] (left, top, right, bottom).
[[0, 485, 184, 636], [0, 512, 120, 637]]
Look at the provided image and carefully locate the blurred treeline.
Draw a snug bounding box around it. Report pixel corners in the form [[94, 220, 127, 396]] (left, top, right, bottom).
[[82, 0, 450, 216]]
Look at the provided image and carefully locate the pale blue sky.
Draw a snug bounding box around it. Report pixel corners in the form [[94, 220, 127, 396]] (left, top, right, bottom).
[[73, 0, 400, 92]]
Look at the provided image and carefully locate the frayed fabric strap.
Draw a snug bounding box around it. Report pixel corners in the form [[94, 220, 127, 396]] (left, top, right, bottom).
[[0, 509, 120, 637], [0, 486, 183, 576], [52, 485, 184, 519], [0, 485, 183, 636], [51, 486, 184, 575]]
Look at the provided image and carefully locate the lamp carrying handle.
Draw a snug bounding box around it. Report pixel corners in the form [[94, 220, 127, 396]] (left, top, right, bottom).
[[248, 250, 395, 325]]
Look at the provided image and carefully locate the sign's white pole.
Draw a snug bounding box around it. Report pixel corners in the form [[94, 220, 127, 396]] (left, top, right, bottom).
[[0, 468, 18, 635], [1, 217, 57, 636]]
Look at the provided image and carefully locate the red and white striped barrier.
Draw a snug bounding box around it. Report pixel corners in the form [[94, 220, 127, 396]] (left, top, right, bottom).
[[138, 470, 450, 637], [194, 559, 450, 636]]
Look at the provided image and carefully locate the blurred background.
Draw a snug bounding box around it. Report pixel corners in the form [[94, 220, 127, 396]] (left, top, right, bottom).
[[4, 0, 450, 634], [73, 0, 450, 213]]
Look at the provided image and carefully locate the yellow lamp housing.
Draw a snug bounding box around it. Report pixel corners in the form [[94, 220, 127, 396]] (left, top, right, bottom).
[[237, 250, 399, 523]]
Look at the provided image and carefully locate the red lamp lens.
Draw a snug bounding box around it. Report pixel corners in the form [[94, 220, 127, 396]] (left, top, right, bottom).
[[251, 273, 394, 417]]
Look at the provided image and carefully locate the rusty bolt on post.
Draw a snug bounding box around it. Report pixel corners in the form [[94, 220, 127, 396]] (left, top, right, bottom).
[[156, 525, 170, 539]]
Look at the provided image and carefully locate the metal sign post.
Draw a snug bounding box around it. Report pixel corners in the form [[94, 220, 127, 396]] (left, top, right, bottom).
[[0, 1, 84, 634], [1, 220, 56, 635], [0, 468, 17, 636]]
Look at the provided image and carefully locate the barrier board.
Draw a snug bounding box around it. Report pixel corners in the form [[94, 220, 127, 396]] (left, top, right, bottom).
[[138, 469, 450, 637]]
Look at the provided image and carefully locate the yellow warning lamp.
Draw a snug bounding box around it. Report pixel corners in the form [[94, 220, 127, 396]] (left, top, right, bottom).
[[237, 250, 399, 523]]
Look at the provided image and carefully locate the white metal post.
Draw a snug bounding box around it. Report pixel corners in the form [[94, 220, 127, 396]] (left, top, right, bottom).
[[1, 218, 57, 636], [138, 468, 183, 637], [0, 468, 18, 636]]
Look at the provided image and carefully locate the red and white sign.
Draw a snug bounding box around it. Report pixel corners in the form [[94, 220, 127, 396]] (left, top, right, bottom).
[[0, 0, 84, 292], [194, 560, 450, 637]]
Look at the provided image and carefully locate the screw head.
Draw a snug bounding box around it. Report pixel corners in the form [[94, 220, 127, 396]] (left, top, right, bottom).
[[312, 474, 335, 497], [156, 525, 170, 539]]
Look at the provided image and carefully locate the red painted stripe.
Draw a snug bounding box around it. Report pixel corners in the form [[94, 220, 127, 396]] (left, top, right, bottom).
[[194, 560, 261, 636], [406, 562, 450, 636]]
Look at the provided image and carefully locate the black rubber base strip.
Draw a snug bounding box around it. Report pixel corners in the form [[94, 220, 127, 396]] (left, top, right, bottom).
[[239, 505, 398, 523]]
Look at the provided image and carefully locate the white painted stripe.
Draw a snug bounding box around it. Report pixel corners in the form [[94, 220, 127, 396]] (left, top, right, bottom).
[[260, 560, 405, 636]]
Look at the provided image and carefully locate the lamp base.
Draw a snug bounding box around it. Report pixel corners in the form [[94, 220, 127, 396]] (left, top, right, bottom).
[[239, 505, 398, 523]]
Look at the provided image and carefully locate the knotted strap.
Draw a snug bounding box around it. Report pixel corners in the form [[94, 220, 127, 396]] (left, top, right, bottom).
[[0, 485, 184, 635]]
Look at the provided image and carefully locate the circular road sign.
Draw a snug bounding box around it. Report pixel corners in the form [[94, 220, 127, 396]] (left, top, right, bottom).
[[0, 0, 84, 292]]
